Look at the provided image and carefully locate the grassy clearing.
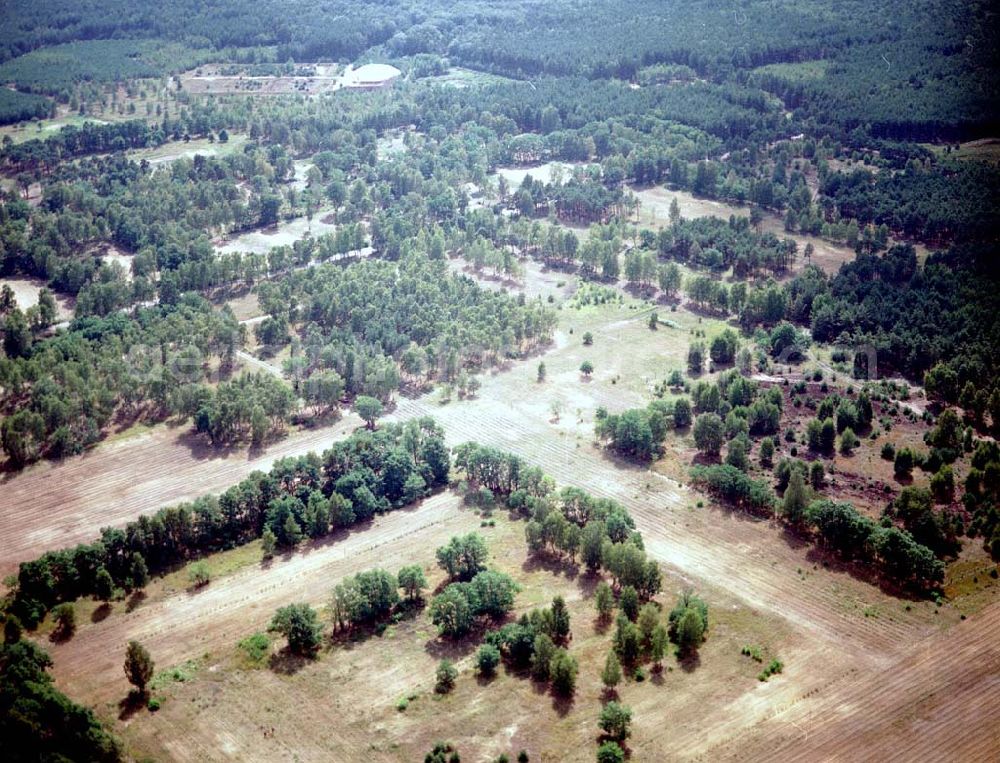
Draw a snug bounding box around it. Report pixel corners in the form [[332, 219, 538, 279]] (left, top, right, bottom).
[[752, 60, 831, 82]]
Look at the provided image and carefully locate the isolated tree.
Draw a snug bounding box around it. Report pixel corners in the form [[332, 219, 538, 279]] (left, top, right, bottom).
[[268, 603, 323, 656], [531, 633, 557, 681], [599, 701, 632, 742], [124, 640, 154, 693], [580, 360, 594, 378], [188, 561, 211, 588], [537, 362, 546, 382], [429, 585, 475, 638], [650, 624, 668, 669], [550, 648, 578, 695], [894, 448, 915, 478], [354, 395, 384, 429], [759, 437, 775, 467], [601, 649, 622, 691], [687, 342, 705, 374], [424, 742, 461, 763], [436, 534, 488, 581], [435, 659, 458, 693], [613, 615, 641, 666], [809, 461, 825, 490], [128, 553, 149, 591], [676, 607, 705, 653], [673, 398, 692, 428], [549, 596, 571, 643], [839, 428, 858, 454], [619, 585, 639, 621], [261, 526, 277, 559], [281, 513, 303, 548], [94, 567, 115, 602], [583, 331, 594, 346], [52, 603, 76, 639], [637, 603, 659, 645]]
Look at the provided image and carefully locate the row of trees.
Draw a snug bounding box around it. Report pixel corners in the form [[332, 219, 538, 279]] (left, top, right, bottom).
[[9, 418, 450, 626]]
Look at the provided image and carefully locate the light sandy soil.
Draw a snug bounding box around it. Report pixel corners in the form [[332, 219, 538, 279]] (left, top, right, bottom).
[[494, 162, 586, 188], [711, 599, 1000, 762], [444, 255, 576, 302], [179, 64, 343, 96], [0, 413, 361, 578], [214, 214, 339, 256], [0, 275, 74, 318]]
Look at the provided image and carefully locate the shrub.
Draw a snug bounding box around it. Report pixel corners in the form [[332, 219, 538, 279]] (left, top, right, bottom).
[[839, 428, 859, 454], [476, 644, 501, 676], [51, 602, 76, 639], [599, 701, 632, 741], [549, 648, 578, 695], [758, 658, 784, 681], [237, 632, 270, 665], [188, 561, 211, 588], [435, 659, 458, 693], [597, 742, 625, 763]]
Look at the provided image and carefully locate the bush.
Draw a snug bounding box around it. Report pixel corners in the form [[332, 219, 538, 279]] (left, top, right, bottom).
[[268, 603, 323, 656], [188, 561, 211, 588], [599, 701, 632, 741], [839, 428, 859, 454], [596, 742, 625, 763], [476, 644, 501, 676], [549, 648, 578, 695], [237, 632, 270, 665], [435, 659, 458, 693], [881, 442, 896, 460], [51, 602, 76, 639]]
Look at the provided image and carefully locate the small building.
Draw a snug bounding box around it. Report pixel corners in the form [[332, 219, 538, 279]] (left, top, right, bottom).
[[345, 63, 402, 90]]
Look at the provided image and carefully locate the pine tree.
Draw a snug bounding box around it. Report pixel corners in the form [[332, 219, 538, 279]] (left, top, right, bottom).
[[783, 469, 809, 526], [601, 650, 622, 690], [124, 640, 154, 693]]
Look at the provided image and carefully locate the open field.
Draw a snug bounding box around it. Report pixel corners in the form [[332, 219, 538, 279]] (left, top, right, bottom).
[[494, 162, 586, 188], [52, 510, 816, 762], [179, 64, 344, 96]]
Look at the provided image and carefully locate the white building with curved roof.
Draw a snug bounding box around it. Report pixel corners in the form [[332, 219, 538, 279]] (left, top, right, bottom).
[[345, 63, 402, 90]]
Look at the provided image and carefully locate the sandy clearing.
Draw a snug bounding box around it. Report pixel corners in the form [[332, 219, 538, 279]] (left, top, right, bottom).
[[633, 186, 858, 276], [0, 413, 362, 578], [0, 275, 74, 318], [214, 214, 339, 256]]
